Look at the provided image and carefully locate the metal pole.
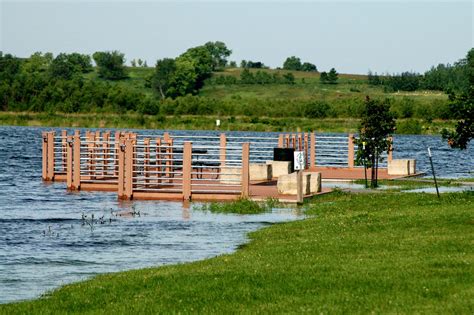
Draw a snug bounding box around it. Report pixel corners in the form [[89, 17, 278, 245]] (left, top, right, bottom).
[[297, 170, 303, 205], [428, 147, 440, 199]]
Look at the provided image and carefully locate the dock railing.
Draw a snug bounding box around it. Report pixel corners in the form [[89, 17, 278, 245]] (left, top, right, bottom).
[[43, 130, 395, 199]]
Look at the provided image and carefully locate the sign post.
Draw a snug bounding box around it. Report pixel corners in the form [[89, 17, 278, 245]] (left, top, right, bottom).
[[428, 147, 440, 199], [294, 151, 305, 204]]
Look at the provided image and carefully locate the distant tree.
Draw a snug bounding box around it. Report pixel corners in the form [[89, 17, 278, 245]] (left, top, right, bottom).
[[240, 60, 247, 68], [0, 52, 21, 83], [283, 56, 302, 71], [385, 72, 421, 91], [442, 48, 473, 149], [245, 61, 265, 69], [354, 96, 396, 188], [367, 70, 381, 85], [229, 61, 237, 68], [152, 58, 177, 99], [304, 100, 330, 118], [301, 62, 317, 72], [137, 59, 143, 67], [327, 68, 339, 84], [92, 51, 128, 80], [283, 72, 295, 84], [131, 59, 137, 67], [66, 53, 93, 73], [143, 61, 148, 67], [319, 71, 328, 83], [23, 52, 53, 73], [167, 58, 198, 97], [240, 68, 254, 84], [49, 53, 77, 80], [204, 41, 232, 70], [178, 45, 213, 90]]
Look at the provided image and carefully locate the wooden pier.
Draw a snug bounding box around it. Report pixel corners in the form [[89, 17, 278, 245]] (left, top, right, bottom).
[[41, 130, 402, 202]]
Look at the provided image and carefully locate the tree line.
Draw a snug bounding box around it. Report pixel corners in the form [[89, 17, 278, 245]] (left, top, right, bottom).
[[367, 54, 470, 93]]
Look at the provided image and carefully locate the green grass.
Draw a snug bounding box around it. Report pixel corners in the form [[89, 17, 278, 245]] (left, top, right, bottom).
[[195, 198, 283, 214], [353, 179, 462, 191], [2, 191, 472, 314]]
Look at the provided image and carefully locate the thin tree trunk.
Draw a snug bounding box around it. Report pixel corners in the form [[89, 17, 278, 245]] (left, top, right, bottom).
[[158, 86, 165, 100]]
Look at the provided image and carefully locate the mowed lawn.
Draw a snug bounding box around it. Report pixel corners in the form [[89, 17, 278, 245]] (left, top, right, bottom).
[[1, 192, 473, 314]]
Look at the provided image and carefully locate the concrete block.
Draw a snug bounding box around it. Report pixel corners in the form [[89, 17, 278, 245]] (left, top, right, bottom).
[[220, 167, 241, 184], [250, 163, 272, 181], [277, 172, 311, 195], [388, 159, 416, 175], [408, 159, 416, 175], [266, 160, 292, 178], [306, 172, 322, 193]]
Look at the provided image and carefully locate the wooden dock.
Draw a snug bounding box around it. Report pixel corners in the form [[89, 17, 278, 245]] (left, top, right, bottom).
[[41, 129, 409, 203]]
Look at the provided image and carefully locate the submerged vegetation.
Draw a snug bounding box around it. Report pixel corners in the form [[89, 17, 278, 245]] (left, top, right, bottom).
[[1, 191, 472, 313], [195, 198, 282, 214]]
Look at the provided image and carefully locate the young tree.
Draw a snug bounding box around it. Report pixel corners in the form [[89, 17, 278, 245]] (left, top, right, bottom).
[[49, 53, 77, 80], [92, 51, 128, 80], [283, 72, 295, 84], [204, 41, 232, 70], [354, 97, 396, 188], [367, 70, 381, 85], [320, 71, 328, 83], [240, 68, 254, 84], [327, 68, 339, 84], [283, 56, 302, 71], [131, 59, 137, 67], [301, 62, 317, 72], [152, 58, 176, 99], [442, 48, 474, 149]]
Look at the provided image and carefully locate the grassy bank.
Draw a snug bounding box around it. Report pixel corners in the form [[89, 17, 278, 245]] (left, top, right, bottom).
[[0, 111, 455, 134], [2, 191, 472, 314]]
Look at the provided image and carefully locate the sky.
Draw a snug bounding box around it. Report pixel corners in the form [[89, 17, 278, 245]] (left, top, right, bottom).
[[0, 1, 472, 74]]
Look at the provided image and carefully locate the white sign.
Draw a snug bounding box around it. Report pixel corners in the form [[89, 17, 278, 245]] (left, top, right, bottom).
[[294, 151, 305, 170], [216, 119, 221, 127]]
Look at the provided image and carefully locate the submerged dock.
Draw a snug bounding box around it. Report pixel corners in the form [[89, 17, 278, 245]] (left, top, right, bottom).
[[41, 130, 416, 202]]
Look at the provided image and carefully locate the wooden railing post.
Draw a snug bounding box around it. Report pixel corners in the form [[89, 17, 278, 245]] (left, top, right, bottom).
[[66, 135, 73, 189], [310, 132, 316, 168], [117, 139, 125, 199], [182, 142, 192, 200], [241, 143, 250, 198], [304, 132, 309, 169], [388, 136, 393, 163], [73, 130, 81, 190], [278, 134, 284, 148], [102, 132, 110, 178], [114, 131, 121, 177], [285, 134, 290, 148], [291, 134, 296, 149], [61, 130, 67, 172], [42, 132, 48, 180], [144, 138, 150, 184], [156, 137, 162, 184], [47, 131, 55, 181], [348, 133, 355, 168], [124, 138, 134, 200], [297, 133, 302, 151], [166, 138, 174, 179], [220, 133, 226, 168]]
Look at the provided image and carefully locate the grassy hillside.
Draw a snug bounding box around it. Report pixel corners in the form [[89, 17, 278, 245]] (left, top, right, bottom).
[[1, 66, 454, 134], [1, 191, 472, 313]]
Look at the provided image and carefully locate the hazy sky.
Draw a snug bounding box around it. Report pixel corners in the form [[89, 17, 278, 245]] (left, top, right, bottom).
[[1, 1, 472, 74]]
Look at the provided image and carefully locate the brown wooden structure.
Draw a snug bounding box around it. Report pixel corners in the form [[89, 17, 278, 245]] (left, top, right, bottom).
[[41, 130, 395, 201]]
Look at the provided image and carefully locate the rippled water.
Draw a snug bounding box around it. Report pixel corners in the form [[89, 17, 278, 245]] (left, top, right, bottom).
[[0, 126, 472, 304]]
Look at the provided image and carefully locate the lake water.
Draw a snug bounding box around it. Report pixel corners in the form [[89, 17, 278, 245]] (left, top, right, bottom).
[[0, 126, 472, 303]]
